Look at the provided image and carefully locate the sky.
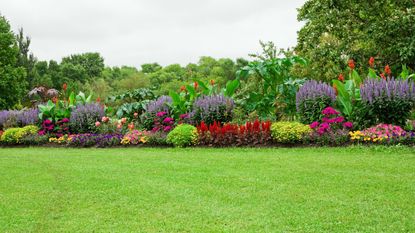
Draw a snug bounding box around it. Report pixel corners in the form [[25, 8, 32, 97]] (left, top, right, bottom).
[[1, 0, 306, 67]]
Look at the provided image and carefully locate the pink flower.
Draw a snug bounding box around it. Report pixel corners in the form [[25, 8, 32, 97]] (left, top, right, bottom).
[[156, 111, 167, 117], [117, 124, 122, 129], [95, 121, 101, 127], [133, 112, 139, 118], [163, 117, 174, 124], [334, 116, 344, 123], [322, 107, 339, 116], [121, 118, 127, 124], [164, 126, 172, 132], [343, 122, 353, 129], [101, 116, 109, 123], [310, 121, 319, 129], [180, 113, 189, 119]]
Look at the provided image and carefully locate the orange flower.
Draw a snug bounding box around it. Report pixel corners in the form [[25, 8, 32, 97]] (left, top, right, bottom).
[[338, 73, 344, 82], [368, 57, 375, 67], [210, 79, 215, 85], [380, 73, 386, 80], [194, 81, 199, 89], [348, 59, 355, 70], [121, 118, 127, 124], [180, 86, 186, 92], [62, 83, 67, 91], [384, 65, 391, 76], [96, 97, 101, 103]]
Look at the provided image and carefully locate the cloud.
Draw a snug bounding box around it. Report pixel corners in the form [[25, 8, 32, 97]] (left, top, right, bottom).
[[1, 0, 306, 66]]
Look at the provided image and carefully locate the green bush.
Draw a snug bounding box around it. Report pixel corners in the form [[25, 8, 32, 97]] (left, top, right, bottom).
[[271, 121, 311, 144], [0, 125, 39, 144], [166, 124, 198, 147]]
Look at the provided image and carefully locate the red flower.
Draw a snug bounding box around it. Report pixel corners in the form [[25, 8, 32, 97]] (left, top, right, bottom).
[[368, 57, 375, 67], [338, 73, 344, 82], [348, 59, 355, 70], [194, 81, 199, 89], [96, 97, 101, 103], [128, 123, 134, 130], [62, 83, 67, 91], [52, 96, 58, 103], [180, 86, 186, 92], [210, 80, 215, 85], [380, 73, 386, 80], [384, 65, 391, 76], [333, 84, 338, 95]]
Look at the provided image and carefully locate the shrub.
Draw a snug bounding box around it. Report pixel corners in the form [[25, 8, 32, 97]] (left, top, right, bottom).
[[20, 134, 48, 145], [167, 124, 197, 147], [360, 78, 415, 127], [197, 120, 272, 147], [0, 125, 39, 144], [296, 80, 336, 124], [0, 109, 39, 130], [146, 132, 169, 146], [190, 95, 234, 125], [307, 107, 353, 145], [70, 103, 105, 133], [271, 121, 311, 144], [141, 96, 173, 130]]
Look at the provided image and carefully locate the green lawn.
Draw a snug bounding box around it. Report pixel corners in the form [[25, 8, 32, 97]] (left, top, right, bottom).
[[0, 147, 414, 232]]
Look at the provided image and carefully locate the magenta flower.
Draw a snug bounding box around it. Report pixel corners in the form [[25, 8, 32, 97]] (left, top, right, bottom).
[[322, 107, 339, 116], [163, 126, 172, 132], [163, 117, 174, 124], [343, 122, 353, 129], [334, 116, 345, 123], [310, 121, 319, 129], [156, 111, 167, 117], [180, 113, 189, 119]]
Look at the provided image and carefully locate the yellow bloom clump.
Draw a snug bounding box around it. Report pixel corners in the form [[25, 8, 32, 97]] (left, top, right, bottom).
[[49, 135, 70, 144]]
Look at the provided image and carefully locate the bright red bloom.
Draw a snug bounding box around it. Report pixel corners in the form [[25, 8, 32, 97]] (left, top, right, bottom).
[[96, 97, 101, 103], [194, 82, 199, 89], [338, 73, 344, 82], [62, 83, 67, 91], [384, 65, 391, 76], [380, 73, 386, 80], [368, 57, 375, 67], [348, 59, 355, 70]]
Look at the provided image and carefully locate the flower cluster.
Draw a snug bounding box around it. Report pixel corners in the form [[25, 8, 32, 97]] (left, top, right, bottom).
[[0, 109, 39, 129], [350, 124, 410, 143], [38, 118, 70, 137], [360, 78, 415, 104], [121, 130, 149, 145], [152, 111, 175, 133], [67, 133, 123, 147]]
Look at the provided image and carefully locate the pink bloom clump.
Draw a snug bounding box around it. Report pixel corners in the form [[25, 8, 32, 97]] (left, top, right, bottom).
[[362, 124, 405, 139], [310, 121, 319, 129], [309, 107, 353, 136], [322, 107, 339, 116], [156, 111, 167, 117]]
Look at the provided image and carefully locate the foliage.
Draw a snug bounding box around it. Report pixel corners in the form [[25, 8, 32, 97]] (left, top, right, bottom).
[[296, 80, 336, 124], [197, 120, 272, 147], [20, 134, 48, 145], [69, 103, 105, 133], [0, 125, 38, 144], [166, 124, 197, 147], [270, 121, 311, 144], [145, 132, 169, 146], [0, 15, 27, 109], [38, 118, 69, 137], [141, 96, 173, 130], [190, 95, 234, 125], [237, 41, 307, 118], [360, 78, 415, 127], [108, 88, 155, 120], [296, 0, 415, 81]]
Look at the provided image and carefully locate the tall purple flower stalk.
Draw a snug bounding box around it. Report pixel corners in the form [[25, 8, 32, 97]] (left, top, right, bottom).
[[146, 96, 172, 114], [70, 103, 105, 133], [190, 95, 234, 125], [0, 109, 39, 129], [360, 78, 415, 104], [296, 80, 336, 111]]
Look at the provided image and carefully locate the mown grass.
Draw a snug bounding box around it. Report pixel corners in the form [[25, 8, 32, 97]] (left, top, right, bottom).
[[0, 147, 414, 232]]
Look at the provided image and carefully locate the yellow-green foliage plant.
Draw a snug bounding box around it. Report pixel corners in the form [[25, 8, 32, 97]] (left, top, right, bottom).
[[166, 124, 198, 147], [271, 121, 311, 144], [0, 125, 39, 144]]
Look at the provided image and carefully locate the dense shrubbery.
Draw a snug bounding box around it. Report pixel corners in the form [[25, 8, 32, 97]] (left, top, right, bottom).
[[70, 103, 105, 133], [167, 124, 197, 147], [197, 120, 271, 147], [0, 125, 38, 144], [271, 121, 311, 144]]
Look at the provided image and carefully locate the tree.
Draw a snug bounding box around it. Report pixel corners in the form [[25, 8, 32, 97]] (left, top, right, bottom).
[[296, 0, 415, 81], [16, 28, 37, 88], [141, 63, 162, 73], [61, 52, 104, 79], [0, 15, 27, 109]]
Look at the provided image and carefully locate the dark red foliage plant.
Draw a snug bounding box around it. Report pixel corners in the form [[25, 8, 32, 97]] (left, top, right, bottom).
[[196, 120, 271, 147]]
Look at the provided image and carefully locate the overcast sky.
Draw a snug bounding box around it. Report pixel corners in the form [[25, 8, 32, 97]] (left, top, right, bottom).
[[1, 0, 306, 67]]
